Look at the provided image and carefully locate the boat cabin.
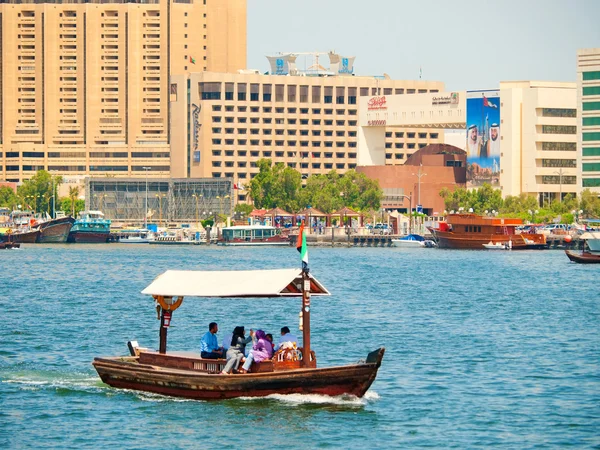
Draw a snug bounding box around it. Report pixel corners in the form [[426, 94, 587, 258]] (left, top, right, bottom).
[[222, 225, 282, 242]]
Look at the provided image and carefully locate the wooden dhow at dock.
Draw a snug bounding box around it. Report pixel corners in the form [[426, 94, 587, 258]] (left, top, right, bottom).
[[93, 268, 385, 400], [430, 213, 546, 250]]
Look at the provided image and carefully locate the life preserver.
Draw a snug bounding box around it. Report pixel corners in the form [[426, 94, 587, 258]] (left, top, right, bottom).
[[154, 295, 183, 311]]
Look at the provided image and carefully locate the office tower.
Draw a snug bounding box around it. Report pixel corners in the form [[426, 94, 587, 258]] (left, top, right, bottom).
[[578, 48, 600, 194]]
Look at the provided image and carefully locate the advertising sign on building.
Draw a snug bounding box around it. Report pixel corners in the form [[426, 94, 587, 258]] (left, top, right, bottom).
[[466, 90, 501, 188]]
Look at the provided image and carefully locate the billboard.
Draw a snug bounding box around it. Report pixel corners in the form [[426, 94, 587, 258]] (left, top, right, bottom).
[[466, 90, 500, 187]]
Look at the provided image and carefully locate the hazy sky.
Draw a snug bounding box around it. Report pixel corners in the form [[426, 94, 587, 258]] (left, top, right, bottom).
[[247, 0, 599, 91]]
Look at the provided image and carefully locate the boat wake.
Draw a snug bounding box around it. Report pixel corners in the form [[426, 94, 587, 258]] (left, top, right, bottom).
[[2, 371, 104, 394], [239, 390, 380, 406]]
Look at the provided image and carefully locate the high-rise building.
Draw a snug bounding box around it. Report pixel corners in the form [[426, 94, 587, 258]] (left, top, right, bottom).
[[170, 70, 444, 203], [0, 0, 246, 183], [577, 48, 600, 194], [500, 81, 578, 204]]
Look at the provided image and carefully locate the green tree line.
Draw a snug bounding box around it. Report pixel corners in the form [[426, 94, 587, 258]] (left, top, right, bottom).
[[0, 170, 85, 217], [246, 159, 383, 214]]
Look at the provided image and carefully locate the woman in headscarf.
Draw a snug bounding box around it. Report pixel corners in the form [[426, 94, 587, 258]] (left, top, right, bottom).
[[221, 326, 253, 375], [238, 329, 273, 374]]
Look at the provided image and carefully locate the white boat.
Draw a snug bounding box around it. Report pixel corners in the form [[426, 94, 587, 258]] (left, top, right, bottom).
[[482, 241, 511, 250], [118, 229, 154, 244], [391, 234, 425, 247]]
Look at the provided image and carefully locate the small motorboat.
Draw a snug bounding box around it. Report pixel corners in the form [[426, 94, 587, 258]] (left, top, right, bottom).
[[391, 234, 425, 247], [482, 241, 510, 250]]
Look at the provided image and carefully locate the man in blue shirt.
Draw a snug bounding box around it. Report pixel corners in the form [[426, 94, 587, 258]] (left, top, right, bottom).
[[277, 326, 298, 350], [201, 322, 223, 359]]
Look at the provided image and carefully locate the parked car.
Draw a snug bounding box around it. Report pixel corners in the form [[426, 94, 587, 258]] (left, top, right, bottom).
[[373, 223, 393, 235], [539, 224, 569, 236]]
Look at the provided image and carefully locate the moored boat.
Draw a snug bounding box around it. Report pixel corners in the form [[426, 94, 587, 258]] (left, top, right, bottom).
[[218, 225, 290, 246], [68, 211, 111, 243], [430, 213, 546, 250], [93, 227, 385, 400], [37, 215, 75, 243], [581, 231, 600, 252], [391, 234, 425, 247], [483, 241, 510, 250]]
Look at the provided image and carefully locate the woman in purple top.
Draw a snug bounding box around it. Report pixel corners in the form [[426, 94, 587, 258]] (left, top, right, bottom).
[[238, 330, 273, 373]]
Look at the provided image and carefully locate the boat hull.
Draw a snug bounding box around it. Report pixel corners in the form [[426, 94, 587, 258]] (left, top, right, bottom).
[[8, 229, 39, 243], [67, 231, 110, 243], [38, 217, 74, 243], [565, 250, 600, 264], [93, 348, 384, 400], [432, 230, 546, 250]]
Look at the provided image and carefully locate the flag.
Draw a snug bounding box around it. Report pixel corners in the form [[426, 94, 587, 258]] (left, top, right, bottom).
[[296, 223, 308, 268], [483, 95, 497, 108], [189, 56, 196, 64], [234, 183, 245, 191], [234, 184, 239, 190]]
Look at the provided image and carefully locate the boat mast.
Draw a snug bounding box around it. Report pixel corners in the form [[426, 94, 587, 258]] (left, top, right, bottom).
[[301, 266, 313, 368]]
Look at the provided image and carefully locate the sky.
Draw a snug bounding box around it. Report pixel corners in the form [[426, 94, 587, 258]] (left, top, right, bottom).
[[247, 0, 600, 91]]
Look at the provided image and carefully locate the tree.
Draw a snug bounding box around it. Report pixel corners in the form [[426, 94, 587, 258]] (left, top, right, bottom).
[[234, 203, 254, 216], [68, 186, 80, 217], [248, 159, 302, 211], [0, 187, 19, 209], [16, 170, 62, 214]]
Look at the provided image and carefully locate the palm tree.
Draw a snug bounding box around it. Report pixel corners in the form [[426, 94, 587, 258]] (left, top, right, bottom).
[[68, 186, 80, 217]]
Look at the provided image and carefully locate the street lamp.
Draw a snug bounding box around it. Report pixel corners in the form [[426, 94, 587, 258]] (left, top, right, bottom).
[[142, 167, 151, 229], [155, 193, 166, 227], [554, 168, 565, 203], [528, 209, 538, 223], [399, 192, 413, 235], [192, 193, 203, 227], [412, 163, 427, 212]]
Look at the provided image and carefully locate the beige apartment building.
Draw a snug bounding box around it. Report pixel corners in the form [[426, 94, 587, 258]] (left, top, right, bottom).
[[170, 71, 444, 202], [500, 81, 578, 203], [0, 0, 246, 183]]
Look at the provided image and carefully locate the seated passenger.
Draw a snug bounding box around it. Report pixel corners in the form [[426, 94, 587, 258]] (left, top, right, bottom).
[[276, 326, 298, 350], [265, 333, 276, 354], [238, 330, 273, 374], [200, 322, 223, 359], [221, 326, 253, 375]]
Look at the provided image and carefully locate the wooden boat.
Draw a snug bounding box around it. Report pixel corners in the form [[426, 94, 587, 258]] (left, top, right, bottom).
[[7, 228, 39, 244], [37, 216, 75, 243], [0, 241, 20, 249], [218, 225, 290, 246], [565, 250, 600, 264], [430, 213, 546, 250], [93, 268, 385, 400]]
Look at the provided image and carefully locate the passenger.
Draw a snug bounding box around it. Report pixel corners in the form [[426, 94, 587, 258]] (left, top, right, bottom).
[[238, 330, 273, 374], [277, 326, 298, 350], [200, 322, 223, 359], [265, 333, 276, 353], [221, 327, 253, 375]]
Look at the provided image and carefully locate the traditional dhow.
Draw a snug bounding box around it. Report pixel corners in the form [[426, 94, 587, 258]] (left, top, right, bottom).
[[68, 211, 111, 243], [430, 213, 546, 250], [93, 268, 385, 400], [37, 215, 75, 243], [565, 231, 600, 263]]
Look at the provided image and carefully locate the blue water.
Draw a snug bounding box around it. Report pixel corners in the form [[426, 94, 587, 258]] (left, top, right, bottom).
[[1, 245, 599, 449]]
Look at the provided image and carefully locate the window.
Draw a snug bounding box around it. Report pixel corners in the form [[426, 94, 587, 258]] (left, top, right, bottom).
[[583, 132, 600, 141], [312, 86, 321, 103], [541, 125, 576, 134], [583, 147, 600, 157], [583, 87, 600, 96], [583, 71, 600, 81], [250, 83, 259, 101], [542, 142, 576, 151], [583, 117, 600, 126], [540, 159, 576, 168], [583, 178, 600, 187], [237, 83, 247, 101], [541, 175, 576, 185], [225, 82, 234, 101], [583, 102, 600, 111], [541, 108, 576, 117], [324, 87, 333, 104], [263, 84, 272, 102]]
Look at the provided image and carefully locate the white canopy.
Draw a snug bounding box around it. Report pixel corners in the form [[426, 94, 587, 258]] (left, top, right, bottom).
[[141, 268, 330, 298], [580, 232, 600, 240]]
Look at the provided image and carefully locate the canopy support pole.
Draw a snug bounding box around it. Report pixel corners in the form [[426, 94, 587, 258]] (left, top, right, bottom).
[[301, 267, 314, 368], [159, 310, 168, 354]]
